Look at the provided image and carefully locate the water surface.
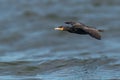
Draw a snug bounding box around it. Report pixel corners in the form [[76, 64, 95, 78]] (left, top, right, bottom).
[[0, 0, 120, 79]]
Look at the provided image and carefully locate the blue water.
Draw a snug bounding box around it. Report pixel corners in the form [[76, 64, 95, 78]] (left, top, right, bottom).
[[0, 0, 120, 79]]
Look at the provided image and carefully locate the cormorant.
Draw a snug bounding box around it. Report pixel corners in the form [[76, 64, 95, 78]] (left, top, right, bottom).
[[54, 21, 103, 40]]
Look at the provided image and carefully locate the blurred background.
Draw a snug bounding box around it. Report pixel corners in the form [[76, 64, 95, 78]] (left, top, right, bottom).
[[0, 0, 120, 79]]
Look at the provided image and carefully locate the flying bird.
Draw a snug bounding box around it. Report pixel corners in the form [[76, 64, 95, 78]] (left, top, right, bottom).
[[54, 21, 103, 40]]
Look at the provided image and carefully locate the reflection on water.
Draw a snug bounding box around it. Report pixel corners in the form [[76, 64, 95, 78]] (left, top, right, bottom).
[[0, 0, 120, 79]]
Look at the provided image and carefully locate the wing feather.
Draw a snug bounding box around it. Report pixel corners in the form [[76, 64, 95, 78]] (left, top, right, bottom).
[[83, 27, 101, 40]]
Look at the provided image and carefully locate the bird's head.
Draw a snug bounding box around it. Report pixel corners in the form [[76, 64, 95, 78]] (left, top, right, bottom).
[[54, 26, 70, 31]]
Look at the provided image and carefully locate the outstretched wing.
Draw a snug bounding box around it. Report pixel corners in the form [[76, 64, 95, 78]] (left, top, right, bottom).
[[64, 21, 76, 25], [65, 21, 85, 29], [83, 27, 101, 40]]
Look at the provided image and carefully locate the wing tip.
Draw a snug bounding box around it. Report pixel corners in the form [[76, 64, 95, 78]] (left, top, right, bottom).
[[96, 37, 101, 40], [89, 33, 102, 40], [94, 35, 102, 40]]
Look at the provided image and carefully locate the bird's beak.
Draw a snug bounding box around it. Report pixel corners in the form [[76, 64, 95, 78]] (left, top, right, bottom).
[[54, 27, 64, 31]]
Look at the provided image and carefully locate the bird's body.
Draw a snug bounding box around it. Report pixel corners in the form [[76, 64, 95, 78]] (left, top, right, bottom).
[[67, 27, 87, 34], [54, 21, 103, 40]]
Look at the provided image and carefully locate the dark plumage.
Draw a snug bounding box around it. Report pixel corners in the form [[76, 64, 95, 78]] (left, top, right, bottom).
[[55, 21, 103, 40]]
